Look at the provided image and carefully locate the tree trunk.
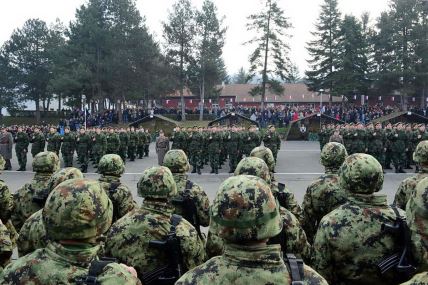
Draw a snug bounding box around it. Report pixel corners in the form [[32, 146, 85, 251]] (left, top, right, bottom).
[[118, 97, 124, 124], [58, 94, 62, 113], [35, 96, 41, 123], [199, 76, 205, 121], [261, 0, 272, 113]]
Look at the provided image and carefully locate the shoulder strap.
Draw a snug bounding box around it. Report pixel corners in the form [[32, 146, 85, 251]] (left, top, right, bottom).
[[185, 180, 193, 191], [109, 182, 121, 196], [285, 253, 305, 285]]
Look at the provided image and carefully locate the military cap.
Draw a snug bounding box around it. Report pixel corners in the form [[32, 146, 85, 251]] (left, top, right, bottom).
[[339, 153, 384, 194], [137, 166, 177, 199], [32, 151, 60, 173], [320, 142, 348, 168], [413, 141, 428, 164], [98, 154, 125, 176], [0, 155, 5, 171], [43, 178, 113, 241], [211, 175, 282, 242], [234, 157, 271, 184], [163, 150, 190, 174], [250, 146, 276, 173]]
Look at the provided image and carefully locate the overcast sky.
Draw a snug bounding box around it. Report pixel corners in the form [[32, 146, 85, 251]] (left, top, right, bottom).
[[0, 0, 390, 77]]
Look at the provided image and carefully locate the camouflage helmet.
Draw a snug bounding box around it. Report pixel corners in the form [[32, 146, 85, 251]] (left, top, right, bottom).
[[406, 177, 428, 263], [211, 175, 282, 242], [43, 178, 113, 240], [97, 154, 125, 176], [32, 151, 60, 173], [339, 153, 384, 194], [320, 142, 348, 168], [137, 166, 177, 199], [47, 167, 84, 193], [413, 141, 428, 164], [250, 146, 276, 173], [234, 157, 271, 184], [0, 155, 4, 171], [163, 150, 190, 173]]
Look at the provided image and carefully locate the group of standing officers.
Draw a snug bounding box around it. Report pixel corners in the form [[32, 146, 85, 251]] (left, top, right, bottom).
[[0, 125, 152, 173], [319, 121, 428, 173]]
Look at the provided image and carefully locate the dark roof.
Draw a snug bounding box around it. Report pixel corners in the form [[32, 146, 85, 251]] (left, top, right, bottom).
[[371, 111, 428, 124], [285, 113, 344, 140], [129, 114, 178, 127], [208, 113, 260, 127]]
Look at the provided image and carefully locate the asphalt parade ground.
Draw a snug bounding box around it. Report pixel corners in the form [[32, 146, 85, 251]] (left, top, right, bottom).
[[2, 141, 411, 205]]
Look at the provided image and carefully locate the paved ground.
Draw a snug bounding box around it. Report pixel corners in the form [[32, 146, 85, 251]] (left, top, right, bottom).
[[2, 141, 414, 205]]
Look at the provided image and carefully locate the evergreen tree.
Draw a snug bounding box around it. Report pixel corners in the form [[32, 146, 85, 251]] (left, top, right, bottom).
[[246, 0, 293, 112], [414, 0, 428, 105], [286, 62, 301, 83], [233, 67, 250, 84], [163, 0, 196, 121], [305, 0, 342, 101]]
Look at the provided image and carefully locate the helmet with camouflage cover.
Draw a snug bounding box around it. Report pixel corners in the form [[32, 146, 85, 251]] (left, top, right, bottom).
[[163, 150, 190, 173], [413, 141, 428, 164], [137, 166, 177, 199], [211, 175, 282, 242], [47, 167, 84, 192], [320, 142, 348, 168], [234, 157, 271, 184], [43, 178, 113, 240], [250, 146, 276, 173], [32, 151, 60, 173], [97, 154, 125, 176], [0, 155, 4, 171], [339, 153, 384, 194]]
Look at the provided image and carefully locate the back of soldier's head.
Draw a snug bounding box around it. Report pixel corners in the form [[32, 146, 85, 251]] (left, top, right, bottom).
[[98, 154, 125, 177], [137, 166, 177, 200], [32, 151, 60, 173], [413, 141, 428, 166], [339, 153, 384, 194], [320, 142, 348, 169], [211, 175, 282, 243], [234, 157, 271, 184], [250, 146, 276, 173], [43, 178, 113, 242], [163, 150, 190, 174]]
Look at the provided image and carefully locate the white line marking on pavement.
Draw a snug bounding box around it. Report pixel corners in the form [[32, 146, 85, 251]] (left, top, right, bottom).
[[278, 150, 320, 152]]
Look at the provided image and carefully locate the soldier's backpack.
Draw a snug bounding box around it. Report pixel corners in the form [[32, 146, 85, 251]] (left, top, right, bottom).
[[75, 257, 117, 285]]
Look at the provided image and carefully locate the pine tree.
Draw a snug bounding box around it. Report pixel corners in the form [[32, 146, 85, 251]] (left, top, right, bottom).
[[305, 0, 342, 101], [233, 67, 250, 84], [245, 0, 292, 112], [286, 63, 301, 83]]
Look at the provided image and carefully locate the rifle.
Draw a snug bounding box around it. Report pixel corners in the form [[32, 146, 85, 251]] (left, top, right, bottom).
[[377, 207, 416, 282], [141, 214, 185, 285]]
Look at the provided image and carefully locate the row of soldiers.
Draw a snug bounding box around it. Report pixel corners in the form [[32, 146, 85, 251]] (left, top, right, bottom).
[[170, 124, 281, 174], [319, 121, 428, 173], [2, 125, 151, 173], [1, 139, 428, 284]]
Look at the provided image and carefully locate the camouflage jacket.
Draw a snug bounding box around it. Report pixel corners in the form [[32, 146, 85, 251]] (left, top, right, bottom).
[[271, 178, 303, 221], [46, 132, 62, 153], [106, 133, 121, 152], [14, 131, 29, 149], [98, 175, 137, 222], [0, 219, 12, 272], [313, 193, 404, 285], [104, 200, 206, 277], [0, 180, 13, 223], [11, 172, 53, 231], [394, 168, 428, 210], [0, 241, 141, 284], [30, 133, 46, 153], [301, 169, 348, 243], [263, 131, 281, 151], [171, 174, 210, 227], [17, 209, 46, 256], [400, 272, 428, 285], [176, 244, 327, 285], [61, 132, 75, 153], [205, 206, 312, 263]]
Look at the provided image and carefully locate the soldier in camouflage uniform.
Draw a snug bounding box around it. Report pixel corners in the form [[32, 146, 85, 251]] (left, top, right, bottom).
[[104, 166, 206, 279], [384, 122, 394, 169], [17, 167, 84, 256], [0, 178, 141, 284], [188, 126, 204, 174], [405, 124, 415, 169], [329, 128, 344, 144], [92, 127, 107, 167], [143, 129, 151, 157], [367, 122, 386, 168], [136, 128, 145, 159], [225, 125, 241, 173], [60, 126, 75, 167], [106, 127, 120, 155], [242, 125, 261, 157], [119, 127, 129, 162], [390, 122, 408, 173], [163, 150, 210, 233], [302, 142, 348, 244], [208, 126, 222, 174], [250, 146, 303, 220], [30, 127, 45, 157], [14, 126, 30, 171], [128, 127, 138, 161], [352, 123, 367, 153], [46, 126, 62, 155], [171, 126, 185, 150], [97, 154, 136, 222], [313, 153, 405, 285], [205, 157, 311, 262], [177, 175, 327, 285], [76, 128, 91, 173], [394, 140, 428, 210], [263, 125, 281, 162], [0, 156, 13, 272], [11, 151, 60, 231]]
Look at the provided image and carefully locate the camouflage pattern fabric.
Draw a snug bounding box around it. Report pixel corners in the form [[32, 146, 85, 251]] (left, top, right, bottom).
[[32, 151, 60, 173], [0, 219, 12, 273], [400, 272, 428, 285], [313, 154, 404, 285], [98, 154, 125, 176], [137, 166, 177, 199], [0, 241, 141, 284], [250, 146, 276, 173], [163, 149, 190, 174]]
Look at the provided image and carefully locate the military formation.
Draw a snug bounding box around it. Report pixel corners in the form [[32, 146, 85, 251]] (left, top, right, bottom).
[[170, 124, 281, 174], [319, 122, 428, 173], [0, 119, 428, 284], [0, 125, 152, 173]]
